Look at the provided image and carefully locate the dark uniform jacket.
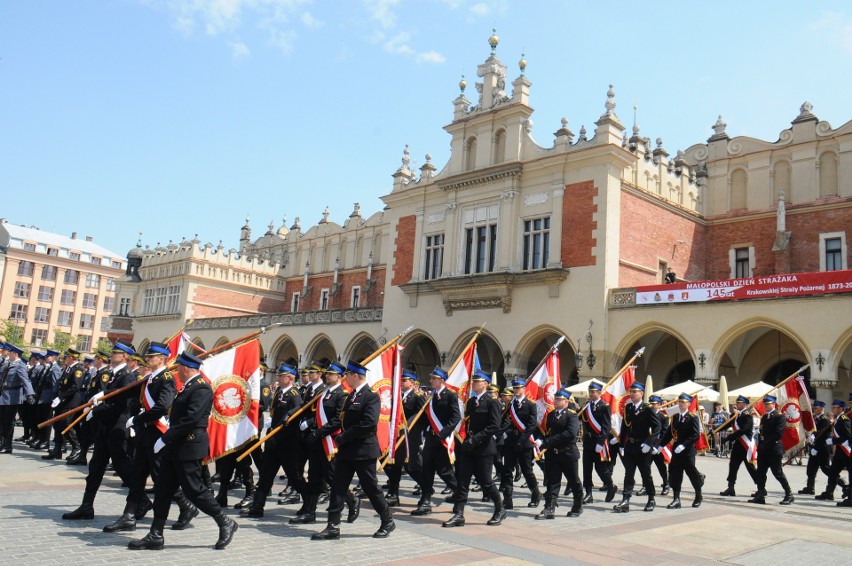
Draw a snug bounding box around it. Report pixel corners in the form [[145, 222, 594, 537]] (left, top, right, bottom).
[[725, 410, 754, 445], [335, 384, 381, 461], [269, 385, 303, 441], [460, 393, 500, 457], [426, 387, 461, 441], [134, 367, 177, 439], [502, 396, 538, 450], [313, 384, 347, 442], [580, 399, 611, 446], [831, 413, 851, 447], [661, 411, 700, 456], [653, 410, 671, 448], [813, 412, 831, 450], [55, 362, 84, 411], [541, 407, 580, 460], [620, 401, 661, 449], [84, 366, 112, 402], [38, 362, 62, 404], [757, 410, 786, 456], [0, 359, 34, 405], [90, 364, 138, 429], [402, 389, 427, 438], [162, 373, 212, 461]]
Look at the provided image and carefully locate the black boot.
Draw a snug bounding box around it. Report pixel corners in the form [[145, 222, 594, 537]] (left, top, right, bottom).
[[661, 482, 671, 496], [503, 487, 514, 510], [128, 518, 165, 550], [780, 492, 795, 505], [172, 495, 199, 530], [373, 510, 396, 538], [748, 488, 767, 504], [644, 496, 656, 512], [535, 496, 555, 520], [410, 495, 433, 516], [385, 492, 400, 507], [241, 489, 266, 518], [134, 498, 153, 520], [692, 489, 703, 508], [605, 483, 618, 503], [234, 480, 255, 510], [798, 485, 815, 495], [567, 493, 583, 517], [289, 494, 318, 524], [442, 503, 465, 528], [720, 483, 736, 496], [528, 484, 541, 508], [582, 487, 594, 504], [42, 447, 63, 460], [613, 494, 630, 513], [63, 493, 95, 520], [487, 489, 507, 525], [667, 490, 682, 509], [312, 513, 341, 540], [212, 512, 238, 549], [346, 490, 360, 523], [103, 502, 137, 532]]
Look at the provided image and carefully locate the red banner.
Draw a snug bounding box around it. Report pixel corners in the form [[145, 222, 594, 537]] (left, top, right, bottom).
[[635, 269, 852, 305]]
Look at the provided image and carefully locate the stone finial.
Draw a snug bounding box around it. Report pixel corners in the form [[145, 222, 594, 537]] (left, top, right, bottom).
[[554, 117, 574, 143], [267, 220, 275, 235], [518, 52, 526, 76], [291, 216, 301, 231], [601, 84, 618, 119], [792, 101, 818, 124], [320, 206, 330, 224], [136, 231, 143, 248], [488, 28, 499, 55], [708, 115, 729, 142], [459, 74, 466, 93], [578, 125, 587, 142], [350, 202, 362, 218]]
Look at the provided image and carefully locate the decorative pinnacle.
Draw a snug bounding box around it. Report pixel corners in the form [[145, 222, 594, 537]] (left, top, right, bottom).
[[459, 74, 466, 93], [488, 28, 499, 54], [519, 52, 526, 75], [136, 231, 143, 247]]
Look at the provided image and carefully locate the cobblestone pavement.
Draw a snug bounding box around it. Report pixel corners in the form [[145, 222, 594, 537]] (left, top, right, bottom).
[[2, 429, 852, 565]]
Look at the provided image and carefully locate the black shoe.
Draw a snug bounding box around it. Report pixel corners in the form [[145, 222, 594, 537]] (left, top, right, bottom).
[[211, 473, 221, 483], [15, 435, 29, 442], [605, 484, 618, 503], [66, 455, 87, 466], [661, 484, 671, 496], [33, 440, 50, 450], [278, 488, 288, 497], [65, 450, 80, 462], [128, 531, 164, 550], [535, 506, 555, 520], [104, 513, 137, 532], [134, 499, 153, 520], [528, 490, 541, 508], [63, 504, 94, 520], [0, 448, 12, 454], [779, 494, 794, 506], [288, 513, 316, 524], [481, 492, 490, 502], [373, 517, 396, 538], [385, 494, 400, 507], [442, 513, 465, 527], [798, 486, 815, 495], [567, 504, 583, 518], [667, 498, 681, 509], [234, 493, 254, 510], [412, 486, 422, 496], [692, 494, 703, 508], [719, 487, 736, 496], [441, 486, 452, 494], [583, 493, 594, 504], [837, 499, 852, 507], [353, 487, 366, 498], [613, 499, 630, 513], [346, 495, 360, 523], [240, 505, 263, 518], [171, 503, 198, 530], [751, 489, 767, 498], [644, 499, 656, 512], [597, 485, 608, 492], [410, 499, 432, 516], [514, 469, 522, 482], [278, 493, 301, 505], [815, 492, 834, 501], [487, 508, 507, 526], [748, 496, 766, 504], [312, 524, 340, 540], [318, 492, 330, 505], [636, 487, 647, 497], [42, 450, 62, 460], [213, 516, 238, 550]]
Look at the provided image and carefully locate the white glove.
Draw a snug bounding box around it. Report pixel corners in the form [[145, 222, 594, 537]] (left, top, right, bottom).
[[51, 397, 60, 408], [262, 414, 271, 431], [810, 448, 818, 456], [85, 409, 94, 421], [674, 444, 685, 454], [619, 447, 625, 457], [91, 391, 105, 407], [129, 427, 136, 438], [502, 432, 508, 440], [807, 433, 815, 443], [652, 447, 661, 455], [826, 437, 834, 446], [126, 416, 135, 429], [299, 420, 309, 431], [154, 438, 165, 453], [595, 444, 604, 453], [843, 441, 851, 452], [609, 437, 619, 445], [641, 443, 651, 454], [534, 439, 543, 448]]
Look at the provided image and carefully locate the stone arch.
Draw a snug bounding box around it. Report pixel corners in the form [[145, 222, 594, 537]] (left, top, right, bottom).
[[772, 159, 791, 205], [818, 151, 839, 197], [492, 128, 506, 165], [464, 136, 477, 171], [712, 318, 809, 391], [304, 333, 336, 368], [400, 330, 441, 383], [269, 335, 298, 368], [730, 168, 747, 210], [449, 328, 505, 388], [137, 339, 150, 356], [615, 323, 696, 389], [190, 336, 206, 351], [214, 336, 230, 349], [344, 332, 378, 364], [511, 325, 578, 385], [830, 329, 852, 399]]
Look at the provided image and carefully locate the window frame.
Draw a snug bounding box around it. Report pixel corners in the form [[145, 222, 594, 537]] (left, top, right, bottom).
[[521, 216, 551, 271], [819, 232, 847, 272]]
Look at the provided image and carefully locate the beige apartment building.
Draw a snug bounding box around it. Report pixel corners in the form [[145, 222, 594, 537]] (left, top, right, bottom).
[[0, 219, 125, 352]]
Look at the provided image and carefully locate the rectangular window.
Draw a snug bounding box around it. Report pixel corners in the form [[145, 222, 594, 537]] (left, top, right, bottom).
[[103, 296, 115, 312], [85, 273, 101, 288], [37, 285, 54, 302], [34, 307, 51, 323], [23, 242, 36, 251], [423, 234, 444, 280], [522, 217, 550, 271], [291, 292, 300, 313], [119, 297, 131, 316], [31, 328, 48, 346], [464, 224, 498, 274], [142, 289, 154, 315], [82, 293, 97, 309], [90, 256, 102, 265], [106, 277, 116, 291], [111, 260, 122, 269], [320, 289, 330, 310], [734, 247, 751, 278], [351, 286, 361, 308], [60, 289, 77, 305], [13, 282, 31, 298], [57, 311, 73, 327], [100, 317, 109, 331], [825, 237, 842, 271], [69, 252, 81, 261], [78, 335, 92, 352], [18, 261, 34, 277], [41, 265, 57, 281], [64, 269, 79, 284], [47, 247, 58, 257], [10, 304, 28, 321], [79, 313, 94, 329]]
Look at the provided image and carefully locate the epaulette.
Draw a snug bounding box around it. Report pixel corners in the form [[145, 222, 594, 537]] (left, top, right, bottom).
[[74, 369, 83, 378], [567, 409, 577, 415], [162, 370, 174, 380], [288, 388, 299, 396]]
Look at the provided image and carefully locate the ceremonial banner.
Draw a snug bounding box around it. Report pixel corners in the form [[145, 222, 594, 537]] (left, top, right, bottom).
[[526, 349, 561, 425], [690, 397, 711, 453], [445, 342, 479, 440], [201, 339, 261, 463], [602, 365, 636, 436], [166, 332, 205, 390], [774, 374, 816, 454], [364, 344, 405, 457]]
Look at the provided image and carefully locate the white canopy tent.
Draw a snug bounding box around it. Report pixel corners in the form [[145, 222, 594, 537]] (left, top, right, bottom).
[[654, 380, 717, 401], [566, 378, 606, 398], [727, 381, 774, 401]]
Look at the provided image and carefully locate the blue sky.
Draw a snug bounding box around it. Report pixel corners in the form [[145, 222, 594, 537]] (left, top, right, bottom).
[[2, 1, 851, 257]]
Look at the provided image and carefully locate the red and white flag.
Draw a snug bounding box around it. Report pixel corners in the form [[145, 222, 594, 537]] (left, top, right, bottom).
[[445, 342, 478, 441], [166, 331, 205, 390], [201, 339, 261, 463], [775, 375, 816, 454], [364, 344, 405, 459], [601, 365, 636, 436], [526, 349, 561, 425], [689, 397, 711, 453]]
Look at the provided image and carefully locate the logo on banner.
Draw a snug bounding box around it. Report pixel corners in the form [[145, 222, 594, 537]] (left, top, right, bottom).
[[781, 402, 801, 428], [371, 378, 393, 422], [544, 381, 556, 405], [211, 374, 252, 425]]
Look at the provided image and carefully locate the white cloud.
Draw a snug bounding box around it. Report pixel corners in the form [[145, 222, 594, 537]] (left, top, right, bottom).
[[363, 0, 399, 30], [469, 2, 488, 17], [810, 12, 852, 53], [417, 50, 445, 64], [384, 31, 413, 55], [301, 11, 323, 29], [228, 40, 251, 59]]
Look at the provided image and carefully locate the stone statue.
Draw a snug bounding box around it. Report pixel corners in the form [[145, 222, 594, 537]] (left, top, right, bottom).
[[777, 190, 786, 232]]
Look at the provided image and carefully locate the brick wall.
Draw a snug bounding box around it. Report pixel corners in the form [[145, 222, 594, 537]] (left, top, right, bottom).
[[283, 268, 386, 312], [191, 285, 287, 318], [392, 215, 416, 286], [619, 190, 706, 286], [562, 181, 598, 268]]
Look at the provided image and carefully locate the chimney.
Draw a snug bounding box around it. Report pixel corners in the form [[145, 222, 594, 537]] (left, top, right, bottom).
[[71, 232, 77, 240], [85, 236, 93, 242]]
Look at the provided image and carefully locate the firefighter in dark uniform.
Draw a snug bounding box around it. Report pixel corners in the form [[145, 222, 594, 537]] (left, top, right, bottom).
[[494, 387, 513, 487], [15, 352, 38, 443], [0, 344, 35, 453], [816, 400, 852, 503], [242, 363, 304, 518], [63, 341, 137, 520], [229, 363, 272, 509], [128, 351, 238, 550], [500, 378, 542, 509], [442, 371, 506, 528], [748, 394, 794, 505], [312, 360, 395, 540], [799, 400, 834, 495], [718, 395, 759, 496], [580, 381, 618, 503], [69, 351, 111, 466], [535, 388, 583, 519], [661, 393, 704, 508], [410, 367, 461, 516], [44, 349, 85, 460], [26, 352, 46, 447], [642, 395, 670, 496], [385, 370, 426, 506], [613, 382, 660, 513]]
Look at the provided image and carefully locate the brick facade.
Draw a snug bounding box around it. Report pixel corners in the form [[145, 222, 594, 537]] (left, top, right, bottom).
[[392, 215, 416, 286], [191, 285, 286, 318], [284, 268, 386, 313], [562, 181, 598, 268]]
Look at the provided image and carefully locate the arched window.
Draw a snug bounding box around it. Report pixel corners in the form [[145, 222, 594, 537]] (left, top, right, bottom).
[[819, 151, 839, 197], [730, 169, 747, 210], [492, 129, 506, 165], [464, 136, 477, 171]]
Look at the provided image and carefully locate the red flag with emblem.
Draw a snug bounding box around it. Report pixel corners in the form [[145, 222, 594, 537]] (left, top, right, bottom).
[[774, 375, 815, 454], [689, 396, 711, 452], [166, 332, 205, 390], [444, 342, 478, 441], [200, 339, 261, 463], [364, 344, 405, 457], [526, 349, 561, 425], [601, 365, 636, 436]]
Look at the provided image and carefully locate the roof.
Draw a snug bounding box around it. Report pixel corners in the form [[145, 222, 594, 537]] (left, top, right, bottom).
[[0, 220, 124, 263]]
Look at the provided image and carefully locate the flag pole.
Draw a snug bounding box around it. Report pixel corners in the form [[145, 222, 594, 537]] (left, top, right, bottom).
[[711, 365, 809, 434], [524, 335, 567, 386], [577, 346, 645, 414], [377, 397, 432, 472]]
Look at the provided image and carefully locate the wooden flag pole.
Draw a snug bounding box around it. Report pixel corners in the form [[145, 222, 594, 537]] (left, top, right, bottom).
[[577, 346, 646, 414]]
